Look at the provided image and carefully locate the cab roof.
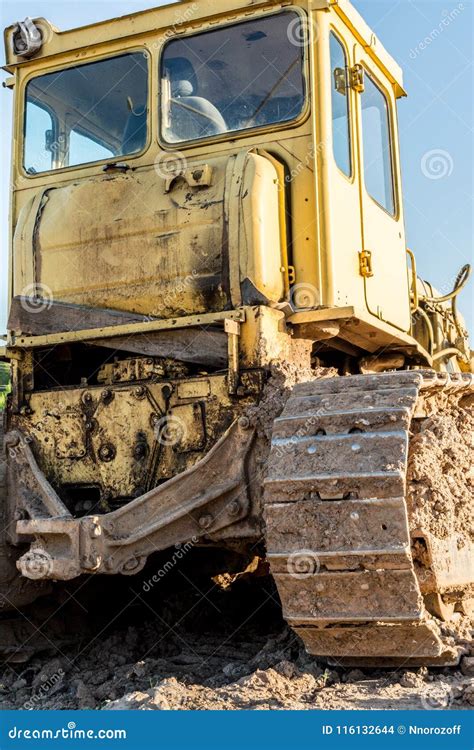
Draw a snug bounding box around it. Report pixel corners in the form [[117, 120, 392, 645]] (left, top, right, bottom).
[[3, 0, 406, 96]]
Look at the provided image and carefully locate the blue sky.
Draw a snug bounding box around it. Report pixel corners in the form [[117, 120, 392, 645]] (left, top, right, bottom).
[[1, 0, 472, 334]]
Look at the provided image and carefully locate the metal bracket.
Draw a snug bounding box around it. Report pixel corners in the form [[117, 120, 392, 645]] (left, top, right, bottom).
[[165, 164, 213, 193], [15, 420, 256, 581], [6, 431, 71, 515]]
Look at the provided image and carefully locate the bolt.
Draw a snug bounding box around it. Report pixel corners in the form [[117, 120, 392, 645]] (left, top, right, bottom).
[[82, 391, 92, 405], [228, 501, 241, 517], [101, 389, 113, 404], [238, 416, 251, 430], [134, 386, 146, 399], [98, 443, 116, 462], [198, 514, 213, 530], [122, 557, 140, 572]]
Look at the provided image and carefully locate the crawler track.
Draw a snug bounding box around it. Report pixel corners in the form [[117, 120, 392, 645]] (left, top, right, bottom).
[[264, 371, 474, 666]]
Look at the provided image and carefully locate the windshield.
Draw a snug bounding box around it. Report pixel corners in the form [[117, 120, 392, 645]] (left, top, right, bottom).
[[24, 52, 148, 174], [160, 11, 306, 144]]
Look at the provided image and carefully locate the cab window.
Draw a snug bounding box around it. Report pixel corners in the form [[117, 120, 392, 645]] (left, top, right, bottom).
[[330, 32, 352, 177], [24, 52, 148, 174], [160, 11, 306, 145], [24, 102, 55, 174], [361, 73, 395, 214]]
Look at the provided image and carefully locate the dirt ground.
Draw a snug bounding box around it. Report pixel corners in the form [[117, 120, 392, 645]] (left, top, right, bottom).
[[0, 569, 472, 712]]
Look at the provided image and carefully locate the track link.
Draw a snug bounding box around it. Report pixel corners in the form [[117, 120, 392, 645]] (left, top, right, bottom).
[[264, 371, 474, 666]]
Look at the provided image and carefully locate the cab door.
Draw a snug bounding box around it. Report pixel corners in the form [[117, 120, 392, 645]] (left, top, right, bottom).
[[321, 21, 365, 310], [354, 47, 411, 332]]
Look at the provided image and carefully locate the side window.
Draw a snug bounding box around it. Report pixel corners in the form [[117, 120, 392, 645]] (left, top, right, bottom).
[[24, 52, 148, 174], [69, 130, 114, 167], [24, 101, 55, 174], [361, 73, 395, 214], [330, 32, 352, 177]]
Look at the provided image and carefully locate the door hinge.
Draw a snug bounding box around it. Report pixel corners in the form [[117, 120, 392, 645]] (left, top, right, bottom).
[[359, 250, 374, 278], [350, 64, 365, 93]]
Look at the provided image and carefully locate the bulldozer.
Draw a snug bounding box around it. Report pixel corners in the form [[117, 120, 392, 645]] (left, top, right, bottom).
[[1, 0, 472, 666]]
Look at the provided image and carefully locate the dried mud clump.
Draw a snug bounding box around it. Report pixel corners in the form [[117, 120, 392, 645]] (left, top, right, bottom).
[[407, 394, 474, 542]]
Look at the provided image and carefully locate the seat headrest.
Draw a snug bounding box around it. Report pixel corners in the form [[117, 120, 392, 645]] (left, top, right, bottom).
[[171, 80, 194, 97]]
